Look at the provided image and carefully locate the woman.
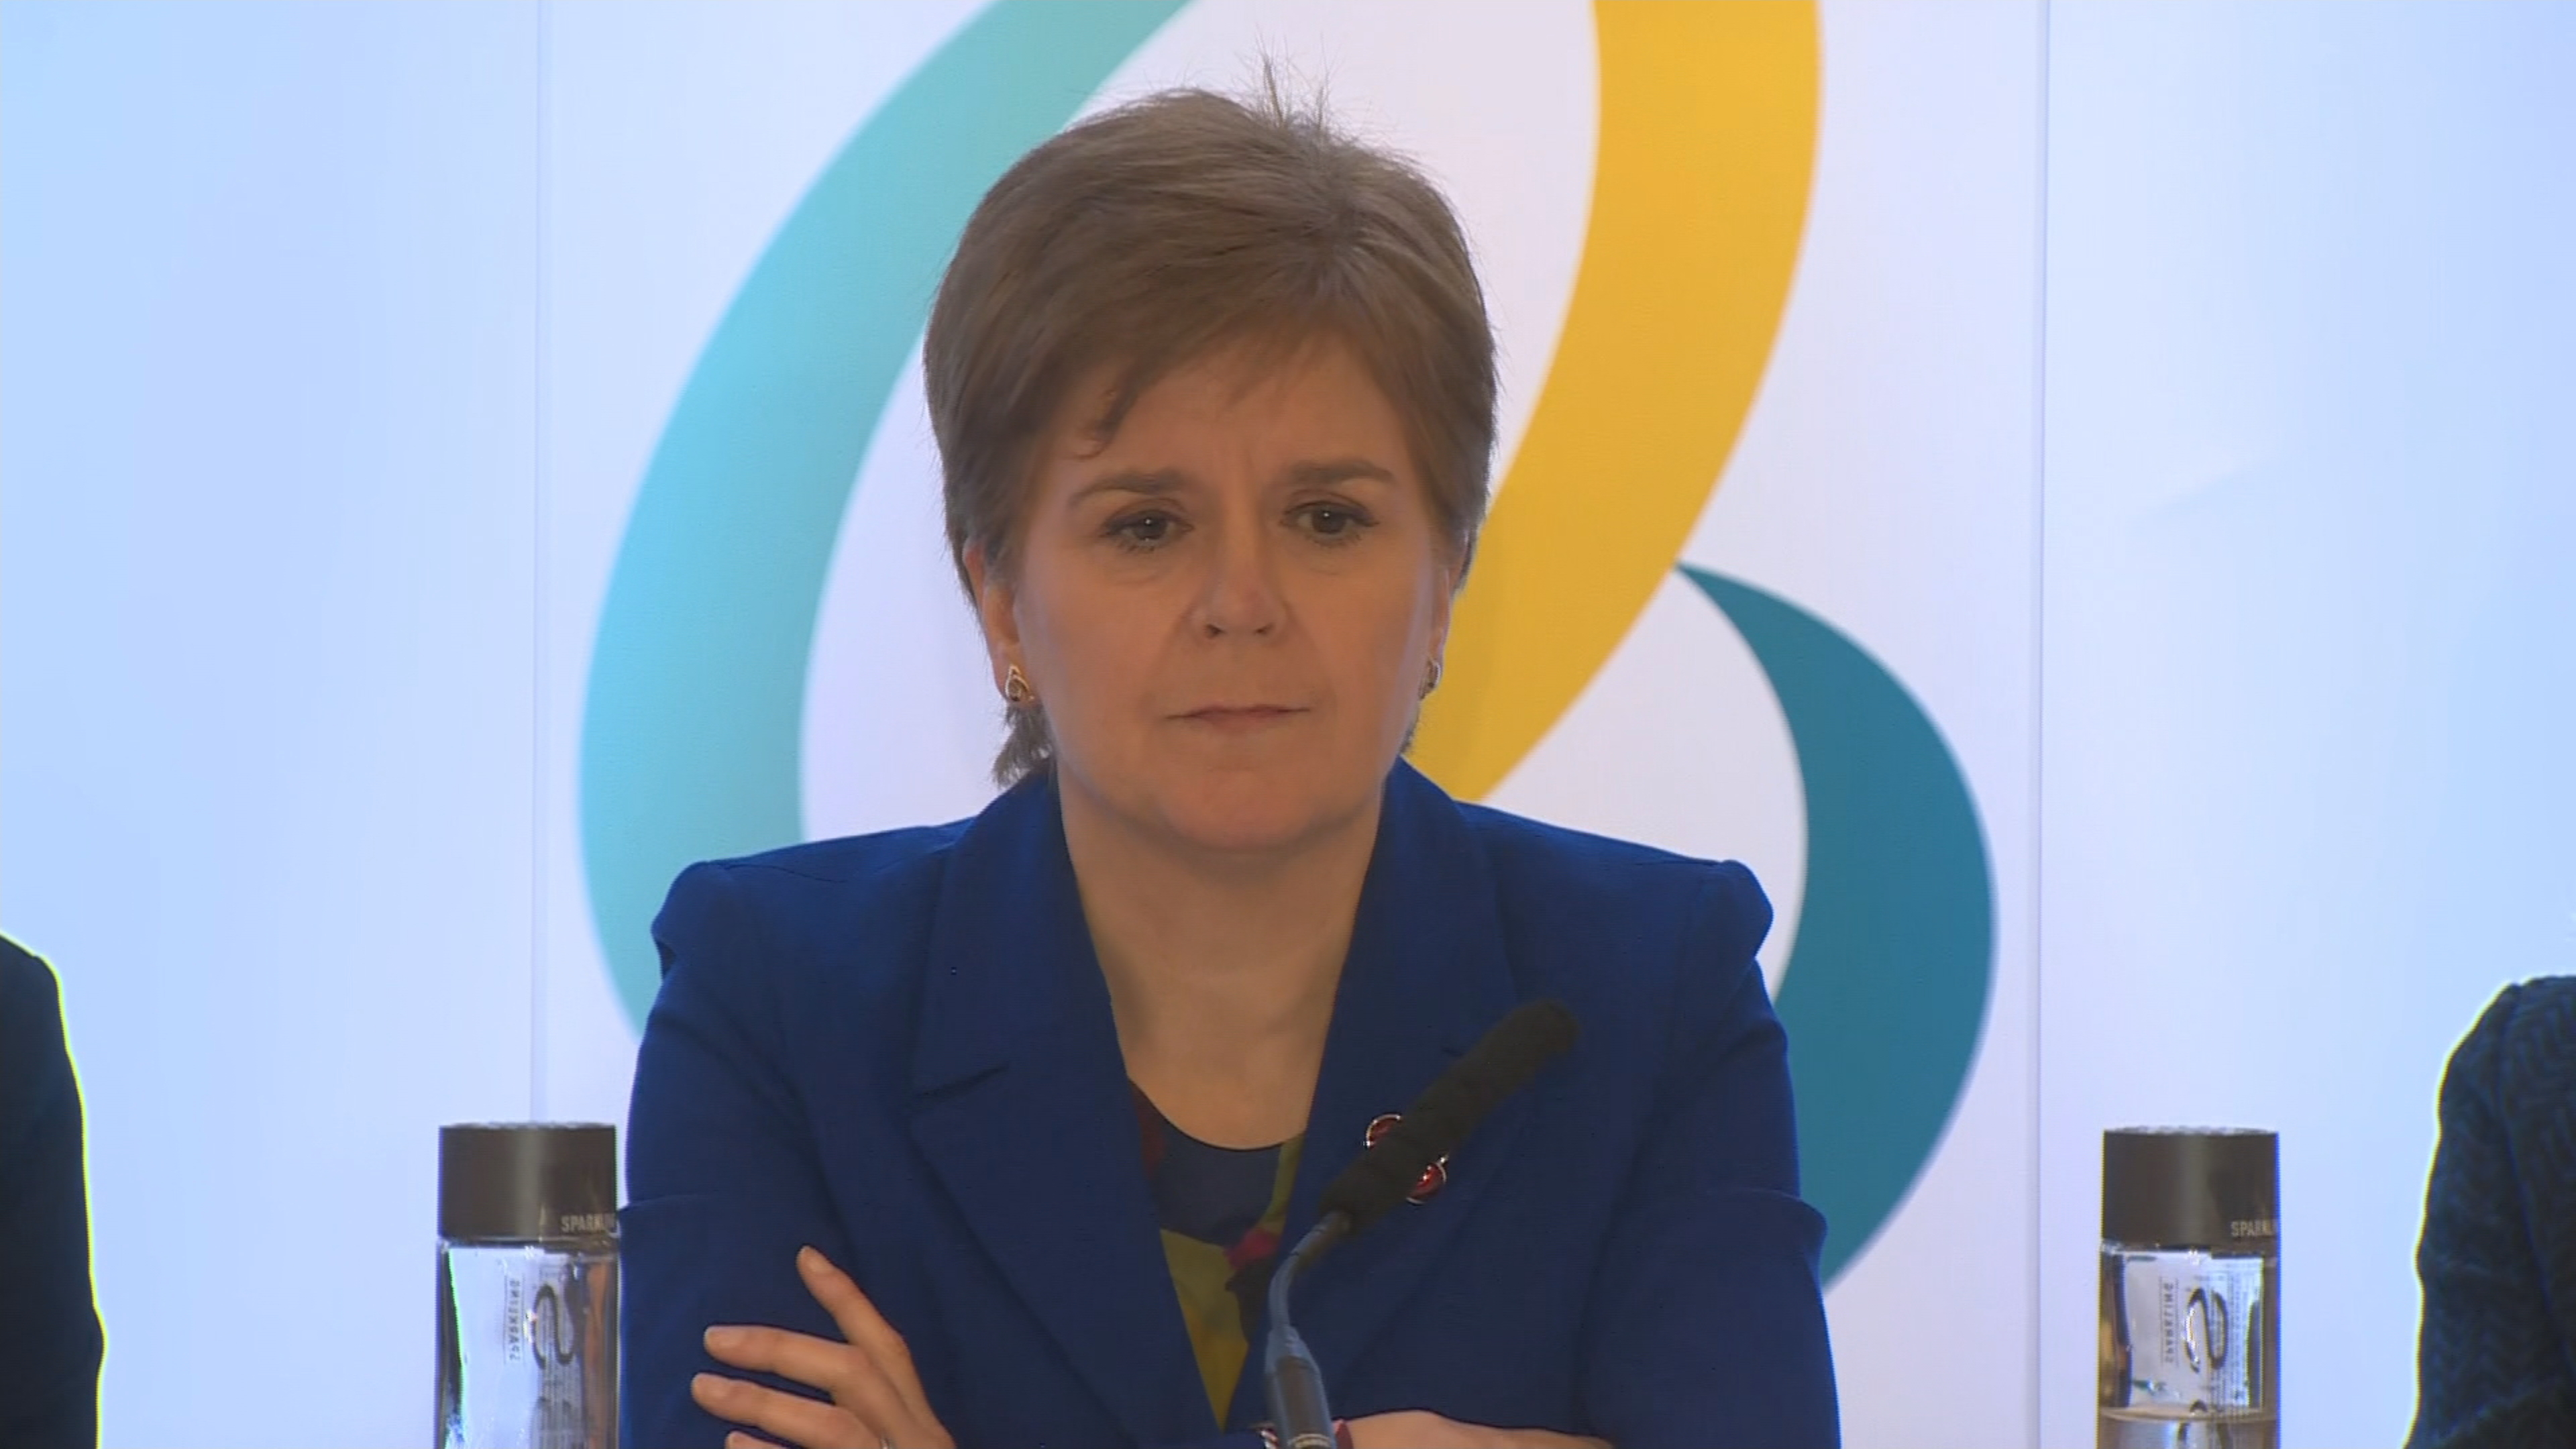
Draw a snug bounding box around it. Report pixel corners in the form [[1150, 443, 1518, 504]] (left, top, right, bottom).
[[623, 86, 1837, 1449]]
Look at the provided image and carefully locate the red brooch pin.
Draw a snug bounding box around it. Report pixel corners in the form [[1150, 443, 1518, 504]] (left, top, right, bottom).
[[1362, 1112, 1449, 1203]]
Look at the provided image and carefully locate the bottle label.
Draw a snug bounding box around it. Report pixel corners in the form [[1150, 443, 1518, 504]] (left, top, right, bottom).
[[443, 1248, 612, 1449], [2116, 1252, 2267, 1414]]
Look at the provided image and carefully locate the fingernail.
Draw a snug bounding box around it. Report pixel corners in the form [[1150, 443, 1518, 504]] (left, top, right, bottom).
[[704, 1325, 746, 1351], [797, 1245, 824, 1273], [690, 1371, 720, 1399]]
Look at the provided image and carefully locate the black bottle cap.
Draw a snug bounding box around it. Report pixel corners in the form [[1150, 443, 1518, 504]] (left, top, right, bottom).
[[2102, 1127, 2277, 1250], [438, 1123, 618, 1242]]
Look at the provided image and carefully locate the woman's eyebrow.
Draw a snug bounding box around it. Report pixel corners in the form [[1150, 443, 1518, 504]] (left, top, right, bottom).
[[1067, 468, 1191, 506], [1281, 458, 1397, 489], [1067, 458, 1393, 507]]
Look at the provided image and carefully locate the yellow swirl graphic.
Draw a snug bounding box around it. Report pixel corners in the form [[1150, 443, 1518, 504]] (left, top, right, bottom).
[[1412, 1, 1821, 800]]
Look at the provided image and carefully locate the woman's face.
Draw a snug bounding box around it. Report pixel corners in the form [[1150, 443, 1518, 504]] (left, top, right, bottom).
[[973, 336, 1456, 859]]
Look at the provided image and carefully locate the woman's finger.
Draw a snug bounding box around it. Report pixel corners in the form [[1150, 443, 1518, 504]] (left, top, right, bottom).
[[704, 1325, 865, 1396], [796, 1247, 936, 1423], [691, 1371, 877, 1449], [703, 1325, 914, 1442], [725, 1433, 791, 1449]]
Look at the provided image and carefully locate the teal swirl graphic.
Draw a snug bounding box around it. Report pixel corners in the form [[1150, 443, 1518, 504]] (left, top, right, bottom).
[[1684, 566, 1995, 1281], [580, 1, 1186, 1024]]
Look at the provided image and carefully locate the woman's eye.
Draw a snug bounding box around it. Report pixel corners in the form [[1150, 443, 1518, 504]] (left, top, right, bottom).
[[1110, 512, 1179, 548], [1296, 504, 1373, 542]]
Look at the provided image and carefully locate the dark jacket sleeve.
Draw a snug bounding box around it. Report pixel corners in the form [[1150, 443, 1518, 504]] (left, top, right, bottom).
[[0, 935, 103, 1449], [2406, 978, 2576, 1449], [621, 863, 865, 1448], [1576, 863, 1839, 1449]]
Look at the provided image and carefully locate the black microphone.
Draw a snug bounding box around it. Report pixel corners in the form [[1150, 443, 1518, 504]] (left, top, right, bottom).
[[1262, 999, 1580, 1448]]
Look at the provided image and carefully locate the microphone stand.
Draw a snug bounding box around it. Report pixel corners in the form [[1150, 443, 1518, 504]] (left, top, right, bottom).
[[1261, 1212, 1354, 1449], [1259, 999, 1578, 1449]]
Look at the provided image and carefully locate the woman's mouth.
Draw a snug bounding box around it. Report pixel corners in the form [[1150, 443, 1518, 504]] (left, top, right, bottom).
[[1179, 705, 1305, 730]]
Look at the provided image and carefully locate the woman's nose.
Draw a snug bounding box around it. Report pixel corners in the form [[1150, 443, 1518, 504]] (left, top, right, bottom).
[[1192, 519, 1285, 638]]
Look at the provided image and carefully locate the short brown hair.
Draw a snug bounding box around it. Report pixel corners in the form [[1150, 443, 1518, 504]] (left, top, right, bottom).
[[924, 81, 1499, 784]]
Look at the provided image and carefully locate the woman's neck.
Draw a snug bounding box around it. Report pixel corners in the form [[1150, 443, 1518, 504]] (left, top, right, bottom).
[[1056, 774, 1379, 1148]]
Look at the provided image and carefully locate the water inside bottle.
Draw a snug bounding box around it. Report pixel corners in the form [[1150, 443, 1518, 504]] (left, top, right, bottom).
[[436, 1242, 619, 1449], [2098, 1247, 2276, 1449]]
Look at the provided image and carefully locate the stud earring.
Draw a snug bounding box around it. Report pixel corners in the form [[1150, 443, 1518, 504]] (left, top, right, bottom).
[[1002, 664, 1036, 706]]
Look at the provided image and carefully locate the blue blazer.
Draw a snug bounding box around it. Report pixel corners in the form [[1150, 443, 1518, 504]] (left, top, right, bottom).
[[623, 762, 1838, 1448]]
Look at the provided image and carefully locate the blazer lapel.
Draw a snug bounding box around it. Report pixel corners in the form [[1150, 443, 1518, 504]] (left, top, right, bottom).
[[1229, 763, 1542, 1424], [907, 777, 1212, 1444]]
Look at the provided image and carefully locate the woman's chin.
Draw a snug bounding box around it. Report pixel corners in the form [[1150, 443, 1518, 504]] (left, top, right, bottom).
[[1142, 767, 1376, 860]]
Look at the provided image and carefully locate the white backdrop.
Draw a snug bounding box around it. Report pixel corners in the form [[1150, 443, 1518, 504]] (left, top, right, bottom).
[[4, 3, 2571, 1446]]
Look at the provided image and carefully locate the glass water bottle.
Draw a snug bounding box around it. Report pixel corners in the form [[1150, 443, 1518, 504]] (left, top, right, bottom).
[[2098, 1127, 2278, 1449], [436, 1123, 620, 1449]]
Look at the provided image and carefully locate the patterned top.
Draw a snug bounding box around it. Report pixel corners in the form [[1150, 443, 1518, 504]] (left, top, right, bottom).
[[1132, 1085, 1305, 1424]]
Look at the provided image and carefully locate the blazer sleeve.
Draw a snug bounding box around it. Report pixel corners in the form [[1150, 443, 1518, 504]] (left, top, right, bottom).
[[2406, 982, 2576, 1449], [1576, 863, 1839, 1449], [623, 862, 864, 1448]]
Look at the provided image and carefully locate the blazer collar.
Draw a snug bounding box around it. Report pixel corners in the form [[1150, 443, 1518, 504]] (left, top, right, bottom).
[[910, 763, 1529, 1437]]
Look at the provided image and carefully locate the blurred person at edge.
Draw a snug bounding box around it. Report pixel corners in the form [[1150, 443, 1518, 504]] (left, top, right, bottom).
[[0, 934, 103, 1449], [2408, 977, 2576, 1448], [619, 81, 1838, 1449]]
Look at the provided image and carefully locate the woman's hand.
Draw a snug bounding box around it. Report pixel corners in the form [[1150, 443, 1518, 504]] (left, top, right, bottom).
[[691, 1246, 955, 1449], [1344, 1411, 1607, 1449]]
